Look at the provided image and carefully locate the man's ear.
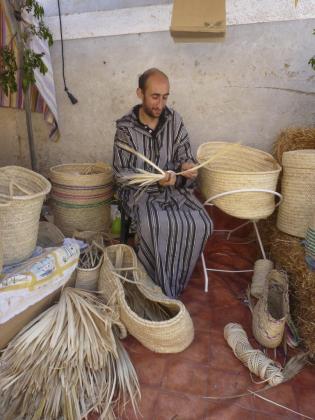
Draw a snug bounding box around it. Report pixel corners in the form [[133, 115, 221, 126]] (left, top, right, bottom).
[[136, 87, 144, 101]]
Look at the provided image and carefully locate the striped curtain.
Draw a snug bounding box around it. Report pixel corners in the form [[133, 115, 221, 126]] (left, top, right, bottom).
[[0, 2, 59, 140]]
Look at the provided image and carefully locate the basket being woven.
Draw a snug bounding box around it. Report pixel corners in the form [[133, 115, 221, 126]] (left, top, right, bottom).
[[197, 142, 281, 220], [98, 244, 194, 353], [0, 166, 51, 265], [49, 163, 113, 236], [277, 150, 315, 238]]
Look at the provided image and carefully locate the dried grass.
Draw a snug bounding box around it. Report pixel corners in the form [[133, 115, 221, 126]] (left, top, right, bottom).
[[258, 217, 315, 358], [0, 288, 140, 419], [272, 128, 315, 165]]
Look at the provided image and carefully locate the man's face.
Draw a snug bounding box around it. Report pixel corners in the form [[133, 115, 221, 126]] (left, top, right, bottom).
[[138, 75, 170, 119]]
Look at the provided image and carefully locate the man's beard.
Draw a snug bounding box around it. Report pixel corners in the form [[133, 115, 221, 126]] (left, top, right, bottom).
[[142, 103, 161, 119]]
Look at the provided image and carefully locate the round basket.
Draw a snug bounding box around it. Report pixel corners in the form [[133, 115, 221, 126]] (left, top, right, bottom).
[[98, 244, 194, 353], [197, 142, 281, 220], [0, 166, 51, 265], [277, 150, 315, 238], [49, 163, 113, 236]]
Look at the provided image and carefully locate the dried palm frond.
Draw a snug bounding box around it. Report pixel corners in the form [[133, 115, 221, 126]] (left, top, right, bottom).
[[0, 288, 140, 420], [116, 141, 241, 189]]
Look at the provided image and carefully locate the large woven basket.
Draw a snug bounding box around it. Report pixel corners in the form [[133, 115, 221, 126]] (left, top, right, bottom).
[[197, 142, 281, 220], [277, 150, 315, 238], [0, 166, 51, 265], [49, 163, 113, 236], [98, 244, 194, 353]]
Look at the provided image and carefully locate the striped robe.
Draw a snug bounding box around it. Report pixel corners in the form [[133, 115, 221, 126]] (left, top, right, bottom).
[[113, 106, 212, 298]]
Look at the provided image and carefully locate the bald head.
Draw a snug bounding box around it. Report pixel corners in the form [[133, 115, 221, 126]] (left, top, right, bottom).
[[138, 68, 169, 93]]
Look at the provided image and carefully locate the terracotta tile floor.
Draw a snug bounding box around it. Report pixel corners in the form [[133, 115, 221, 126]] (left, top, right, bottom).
[[89, 210, 315, 420], [118, 207, 315, 420]]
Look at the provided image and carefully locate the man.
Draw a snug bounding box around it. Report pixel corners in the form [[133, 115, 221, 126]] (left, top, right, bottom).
[[113, 68, 212, 298]]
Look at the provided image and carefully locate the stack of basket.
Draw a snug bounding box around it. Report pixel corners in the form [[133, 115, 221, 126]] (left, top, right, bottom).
[[49, 163, 113, 236], [0, 166, 51, 265]]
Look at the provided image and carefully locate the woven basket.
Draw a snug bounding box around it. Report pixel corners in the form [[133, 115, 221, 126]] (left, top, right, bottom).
[[0, 166, 51, 265], [252, 270, 289, 349], [37, 221, 65, 248], [197, 142, 281, 220], [250, 259, 274, 299], [277, 150, 315, 238], [98, 244, 194, 353], [49, 162, 113, 236], [75, 256, 103, 291]]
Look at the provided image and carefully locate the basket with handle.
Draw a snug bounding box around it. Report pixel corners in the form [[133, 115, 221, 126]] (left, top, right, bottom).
[[0, 166, 51, 265], [98, 244, 194, 353], [197, 142, 281, 220], [49, 162, 114, 236]]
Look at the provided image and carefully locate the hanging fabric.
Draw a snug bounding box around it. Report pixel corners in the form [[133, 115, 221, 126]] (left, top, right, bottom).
[[0, 2, 59, 141]]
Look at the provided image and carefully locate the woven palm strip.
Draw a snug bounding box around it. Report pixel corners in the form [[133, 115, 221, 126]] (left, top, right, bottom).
[[277, 150, 315, 238], [272, 127, 315, 165], [99, 244, 194, 353], [49, 163, 113, 236], [252, 269, 289, 349], [0, 166, 51, 265], [197, 142, 281, 220], [251, 259, 274, 299]]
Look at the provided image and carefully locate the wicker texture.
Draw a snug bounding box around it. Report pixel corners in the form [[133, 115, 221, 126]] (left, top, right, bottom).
[[75, 256, 103, 291], [0, 166, 51, 265], [99, 244, 194, 353], [277, 150, 315, 238], [252, 270, 289, 349], [49, 163, 113, 236], [197, 142, 281, 220]]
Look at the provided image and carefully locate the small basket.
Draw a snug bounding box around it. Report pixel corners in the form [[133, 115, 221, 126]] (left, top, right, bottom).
[[197, 142, 281, 220], [49, 162, 113, 236], [0, 166, 51, 265], [252, 270, 289, 349], [277, 150, 315, 238], [98, 244, 194, 353], [75, 241, 104, 291]]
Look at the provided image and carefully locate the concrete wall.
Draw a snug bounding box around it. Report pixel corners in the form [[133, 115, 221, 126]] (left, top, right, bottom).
[[0, 12, 314, 172]]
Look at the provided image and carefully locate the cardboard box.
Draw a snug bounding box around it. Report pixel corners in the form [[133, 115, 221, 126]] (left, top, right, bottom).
[[0, 275, 75, 349], [170, 0, 226, 42]]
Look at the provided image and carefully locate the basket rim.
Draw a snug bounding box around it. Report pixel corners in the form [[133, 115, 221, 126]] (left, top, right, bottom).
[[197, 142, 281, 175], [50, 162, 112, 176], [0, 165, 51, 200]]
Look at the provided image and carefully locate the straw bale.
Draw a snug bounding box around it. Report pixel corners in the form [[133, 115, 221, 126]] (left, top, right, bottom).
[[258, 217, 315, 358], [272, 127, 315, 165]]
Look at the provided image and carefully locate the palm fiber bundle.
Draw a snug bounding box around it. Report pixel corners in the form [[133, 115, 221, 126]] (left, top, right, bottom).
[[0, 287, 140, 420]]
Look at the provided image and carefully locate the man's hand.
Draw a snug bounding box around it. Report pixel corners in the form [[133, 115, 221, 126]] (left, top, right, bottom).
[[181, 162, 198, 179], [159, 170, 176, 187]]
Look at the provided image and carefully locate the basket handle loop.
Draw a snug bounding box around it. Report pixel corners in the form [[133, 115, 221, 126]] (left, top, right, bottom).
[[203, 189, 283, 208]]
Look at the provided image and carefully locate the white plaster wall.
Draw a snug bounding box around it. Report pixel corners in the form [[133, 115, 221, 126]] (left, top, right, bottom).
[[0, 14, 314, 172]]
